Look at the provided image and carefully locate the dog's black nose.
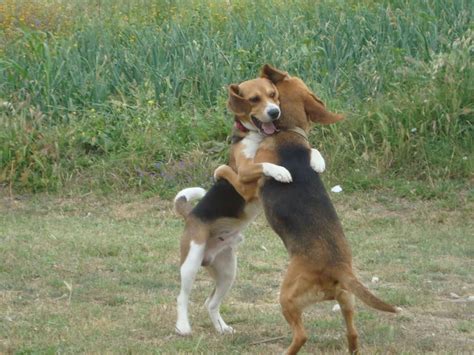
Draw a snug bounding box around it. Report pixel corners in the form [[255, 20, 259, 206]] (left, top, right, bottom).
[[267, 108, 280, 120]]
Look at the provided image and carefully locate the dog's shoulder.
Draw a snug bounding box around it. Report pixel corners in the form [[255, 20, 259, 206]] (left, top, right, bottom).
[[261, 143, 342, 249], [276, 143, 314, 181]]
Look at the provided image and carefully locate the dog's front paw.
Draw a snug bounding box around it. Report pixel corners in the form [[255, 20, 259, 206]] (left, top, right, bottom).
[[262, 163, 293, 183], [274, 168, 293, 183], [310, 148, 326, 173], [213, 165, 228, 181]]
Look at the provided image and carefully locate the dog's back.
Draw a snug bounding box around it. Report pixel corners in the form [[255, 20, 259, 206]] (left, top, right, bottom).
[[261, 142, 350, 263], [192, 179, 246, 221], [258, 64, 398, 354]]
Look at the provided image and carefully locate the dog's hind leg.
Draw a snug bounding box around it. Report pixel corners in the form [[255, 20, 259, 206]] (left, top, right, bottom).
[[336, 288, 359, 354], [205, 246, 238, 334], [176, 238, 206, 336], [280, 257, 323, 355]]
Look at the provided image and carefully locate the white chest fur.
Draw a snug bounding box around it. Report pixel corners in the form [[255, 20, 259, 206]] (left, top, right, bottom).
[[241, 132, 263, 159]]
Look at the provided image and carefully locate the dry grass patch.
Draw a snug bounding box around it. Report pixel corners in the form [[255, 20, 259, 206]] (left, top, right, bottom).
[[1, 188, 473, 353]]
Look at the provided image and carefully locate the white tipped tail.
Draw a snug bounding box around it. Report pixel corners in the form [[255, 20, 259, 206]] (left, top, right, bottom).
[[174, 187, 206, 218]]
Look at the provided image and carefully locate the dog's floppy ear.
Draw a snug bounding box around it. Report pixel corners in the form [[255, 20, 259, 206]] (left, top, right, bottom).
[[305, 92, 344, 124], [227, 84, 251, 115], [261, 64, 289, 84]]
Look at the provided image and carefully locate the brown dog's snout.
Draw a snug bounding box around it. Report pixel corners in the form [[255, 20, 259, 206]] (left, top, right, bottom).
[[267, 107, 281, 120]]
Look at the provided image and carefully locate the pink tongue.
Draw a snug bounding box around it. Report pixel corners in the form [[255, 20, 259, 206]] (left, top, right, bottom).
[[262, 122, 276, 135]]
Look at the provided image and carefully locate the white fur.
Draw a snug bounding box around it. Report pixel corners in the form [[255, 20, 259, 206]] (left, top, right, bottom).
[[204, 245, 239, 334], [174, 187, 206, 203], [176, 226, 246, 336], [241, 132, 264, 159], [262, 162, 292, 183], [310, 148, 326, 173], [176, 241, 206, 335], [203, 233, 243, 266]]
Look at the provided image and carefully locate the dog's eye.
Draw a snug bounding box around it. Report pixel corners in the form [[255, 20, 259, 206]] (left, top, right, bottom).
[[269, 92, 276, 98], [249, 96, 260, 103]]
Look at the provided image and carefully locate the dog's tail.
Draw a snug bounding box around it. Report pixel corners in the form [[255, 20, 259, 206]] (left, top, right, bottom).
[[340, 272, 400, 313], [174, 187, 206, 219]]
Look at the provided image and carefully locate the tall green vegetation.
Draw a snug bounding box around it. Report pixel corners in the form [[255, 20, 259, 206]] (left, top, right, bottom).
[[0, 0, 472, 195]]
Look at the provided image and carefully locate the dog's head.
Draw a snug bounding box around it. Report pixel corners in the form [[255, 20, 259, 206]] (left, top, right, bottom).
[[227, 78, 281, 135], [260, 64, 343, 132]]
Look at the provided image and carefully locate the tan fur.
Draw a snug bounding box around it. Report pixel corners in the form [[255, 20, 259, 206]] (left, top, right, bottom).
[[214, 143, 279, 201], [214, 78, 282, 202], [253, 65, 396, 355], [177, 204, 257, 266], [228, 79, 279, 121]]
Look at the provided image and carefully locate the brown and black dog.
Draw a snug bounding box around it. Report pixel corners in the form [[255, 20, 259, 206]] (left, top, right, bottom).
[[218, 65, 400, 354], [174, 77, 326, 336]]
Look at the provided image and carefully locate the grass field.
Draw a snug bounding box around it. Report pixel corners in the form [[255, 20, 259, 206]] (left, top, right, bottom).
[[1, 0, 473, 353], [1, 0, 472, 194], [1, 189, 473, 353]]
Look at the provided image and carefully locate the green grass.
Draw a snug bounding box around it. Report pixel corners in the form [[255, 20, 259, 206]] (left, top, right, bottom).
[[1, 2, 472, 352], [0, 0, 472, 193], [1, 188, 472, 353]]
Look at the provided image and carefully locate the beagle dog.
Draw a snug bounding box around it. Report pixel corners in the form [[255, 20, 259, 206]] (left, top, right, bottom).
[[248, 65, 399, 354], [214, 79, 326, 201], [173, 77, 325, 336]]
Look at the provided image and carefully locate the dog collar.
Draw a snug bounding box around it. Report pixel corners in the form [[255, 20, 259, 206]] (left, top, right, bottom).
[[234, 120, 249, 133], [287, 126, 309, 141]]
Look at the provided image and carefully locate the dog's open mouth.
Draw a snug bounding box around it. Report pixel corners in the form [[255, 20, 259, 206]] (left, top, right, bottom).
[[251, 116, 278, 135]]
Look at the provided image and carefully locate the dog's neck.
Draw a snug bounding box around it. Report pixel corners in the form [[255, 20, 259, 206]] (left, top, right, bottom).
[[285, 126, 308, 142], [241, 131, 264, 159]]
